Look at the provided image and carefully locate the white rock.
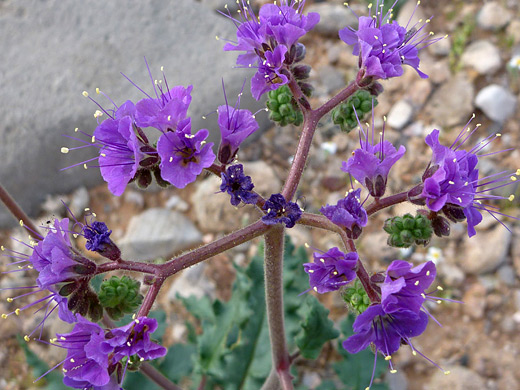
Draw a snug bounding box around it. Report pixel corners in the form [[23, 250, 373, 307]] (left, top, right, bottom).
[[461, 40, 501, 75], [475, 84, 518, 123], [477, 2, 511, 30], [306, 3, 357, 37], [119, 208, 202, 261], [167, 262, 215, 300], [387, 100, 414, 130]]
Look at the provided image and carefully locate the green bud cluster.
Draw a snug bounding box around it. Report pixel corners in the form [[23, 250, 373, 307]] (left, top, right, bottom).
[[98, 276, 143, 320], [266, 85, 303, 127], [331, 90, 378, 133], [384, 213, 433, 248], [343, 280, 370, 315]]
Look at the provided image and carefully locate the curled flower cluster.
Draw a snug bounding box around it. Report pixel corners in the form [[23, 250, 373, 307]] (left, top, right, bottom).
[[321, 188, 368, 239], [1, 219, 102, 338], [64, 68, 215, 196], [55, 315, 166, 389], [343, 261, 447, 386], [340, 1, 443, 80], [411, 118, 518, 237], [303, 247, 358, 294], [223, 0, 319, 99]]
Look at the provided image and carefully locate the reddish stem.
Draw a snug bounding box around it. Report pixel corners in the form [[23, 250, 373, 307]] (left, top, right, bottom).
[[157, 220, 270, 278], [0, 184, 42, 240], [264, 225, 293, 390], [138, 276, 165, 317], [366, 191, 408, 216]]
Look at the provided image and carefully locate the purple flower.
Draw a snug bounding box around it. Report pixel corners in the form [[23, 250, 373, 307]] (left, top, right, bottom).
[[156, 118, 215, 188], [217, 95, 259, 164], [94, 112, 144, 197], [29, 219, 96, 290], [339, 2, 440, 80], [223, 1, 319, 64], [56, 316, 166, 389], [251, 45, 289, 100], [320, 189, 368, 239], [262, 193, 302, 228], [419, 122, 518, 237], [381, 260, 436, 314], [342, 118, 405, 197], [303, 248, 358, 293], [222, 1, 319, 99], [220, 164, 258, 206], [82, 221, 121, 261], [135, 85, 193, 132]]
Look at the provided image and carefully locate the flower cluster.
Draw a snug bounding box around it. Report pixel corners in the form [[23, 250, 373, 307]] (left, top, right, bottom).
[[1, 219, 101, 338], [321, 189, 368, 239], [343, 260, 445, 385], [55, 315, 166, 389], [217, 83, 260, 165], [303, 247, 358, 294], [412, 119, 518, 237], [223, 0, 319, 99], [262, 193, 302, 228], [64, 68, 215, 196], [342, 115, 405, 198], [220, 164, 259, 206], [340, 1, 442, 80]]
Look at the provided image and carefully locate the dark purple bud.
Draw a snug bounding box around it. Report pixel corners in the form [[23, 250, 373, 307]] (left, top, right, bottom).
[[139, 156, 159, 168], [347, 224, 363, 239], [299, 82, 313, 97], [136, 169, 152, 189], [366, 81, 384, 96], [294, 43, 306, 63], [431, 215, 451, 237], [59, 282, 79, 297], [152, 167, 171, 189], [422, 164, 439, 181], [407, 184, 426, 205], [373, 175, 386, 198], [218, 142, 237, 165], [292, 64, 311, 80], [370, 273, 385, 284], [442, 203, 467, 222], [140, 145, 156, 154]]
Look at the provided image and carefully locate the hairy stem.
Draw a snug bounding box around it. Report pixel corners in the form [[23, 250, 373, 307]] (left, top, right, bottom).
[[158, 220, 270, 278], [264, 225, 293, 390], [281, 81, 360, 202], [0, 183, 42, 239], [366, 191, 408, 216], [138, 276, 165, 317], [260, 368, 282, 390]]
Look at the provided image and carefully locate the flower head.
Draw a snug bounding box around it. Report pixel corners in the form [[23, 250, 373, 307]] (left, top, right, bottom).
[[250, 45, 290, 100], [342, 114, 405, 197], [262, 193, 302, 228], [381, 260, 436, 314], [56, 315, 166, 389], [303, 248, 358, 294], [222, 0, 319, 99], [217, 83, 259, 164], [220, 164, 259, 206], [418, 117, 518, 237], [339, 1, 442, 80], [135, 85, 193, 132], [156, 118, 215, 188], [320, 189, 368, 239], [82, 221, 121, 261], [29, 219, 96, 290]]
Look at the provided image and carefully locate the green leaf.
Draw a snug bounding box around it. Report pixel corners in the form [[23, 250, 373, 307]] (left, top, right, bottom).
[[295, 295, 339, 359]]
